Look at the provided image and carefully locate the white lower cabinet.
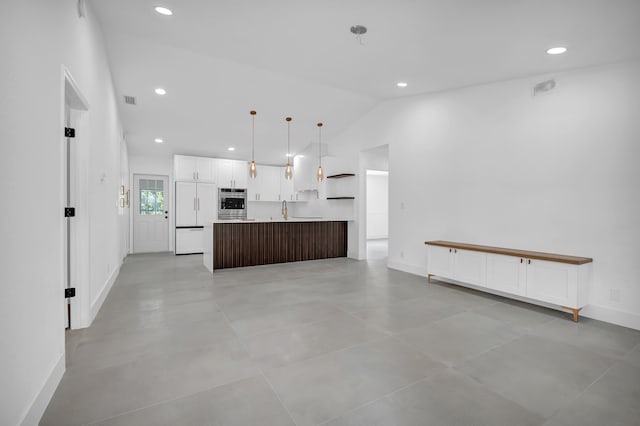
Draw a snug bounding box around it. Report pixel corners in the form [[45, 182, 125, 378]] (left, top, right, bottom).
[[427, 245, 454, 278], [175, 228, 204, 254], [427, 246, 485, 286], [486, 253, 526, 296], [525, 259, 578, 307], [426, 242, 592, 320], [453, 249, 486, 286]]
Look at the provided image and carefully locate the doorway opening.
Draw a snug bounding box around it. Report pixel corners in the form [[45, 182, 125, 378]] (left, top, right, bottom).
[[359, 144, 389, 261], [366, 169, 389, 260], [62, 67, 89, 331], [132, 174, 170, 253]]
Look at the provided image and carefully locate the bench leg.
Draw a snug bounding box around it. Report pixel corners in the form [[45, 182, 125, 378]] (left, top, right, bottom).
[[427, 274, 433, 283], [562, 306, 582, 322]]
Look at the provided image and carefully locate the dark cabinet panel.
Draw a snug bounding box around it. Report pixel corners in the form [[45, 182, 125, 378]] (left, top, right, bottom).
[[213, 221, 347, 269]]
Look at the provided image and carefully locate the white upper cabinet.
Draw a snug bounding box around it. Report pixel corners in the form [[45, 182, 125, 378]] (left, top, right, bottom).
[[217, 159, 248, 188], [248, 165, 280, 201], [174, 155, 216, 183], [280, 167, 296, 201], [262, 166, 281, 201], [233, 160, 248, 188], [195, 157, 216, 182], [174, 156, 198, 182]]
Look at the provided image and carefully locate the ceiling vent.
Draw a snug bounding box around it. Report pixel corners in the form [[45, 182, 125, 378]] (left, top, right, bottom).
[[533, 79, 556, 96], [123, 95, 137, 105]]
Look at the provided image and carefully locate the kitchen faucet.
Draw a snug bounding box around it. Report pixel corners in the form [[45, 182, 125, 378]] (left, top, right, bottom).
[[281, 200, 288, 220]]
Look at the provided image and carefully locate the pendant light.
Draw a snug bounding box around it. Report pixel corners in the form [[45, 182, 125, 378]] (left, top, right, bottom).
[[316, 122, 324, 182], [284, 117, 293, 180], [249, 110, 257, 179]]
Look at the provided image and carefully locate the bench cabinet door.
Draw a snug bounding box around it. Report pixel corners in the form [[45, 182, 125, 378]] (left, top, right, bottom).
[[486, 253, 526, 296]]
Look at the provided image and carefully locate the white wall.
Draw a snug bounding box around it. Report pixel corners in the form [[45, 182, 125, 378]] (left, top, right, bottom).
[[0, 1, 127, 424], [366, 172, 389, 239], [329, 61, 640, 329]]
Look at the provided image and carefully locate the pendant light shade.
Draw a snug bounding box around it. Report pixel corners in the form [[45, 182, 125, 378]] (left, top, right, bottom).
[[316, 122, 324, 182], [249, 110, 257, 179], [284, 117, 293, 180]]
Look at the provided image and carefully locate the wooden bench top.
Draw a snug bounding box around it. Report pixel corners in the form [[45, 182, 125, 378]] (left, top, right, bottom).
[[424, 240, 593, 265]]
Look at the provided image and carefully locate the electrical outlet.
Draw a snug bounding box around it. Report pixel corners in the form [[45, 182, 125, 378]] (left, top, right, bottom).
[[610, 288, 621, 302]]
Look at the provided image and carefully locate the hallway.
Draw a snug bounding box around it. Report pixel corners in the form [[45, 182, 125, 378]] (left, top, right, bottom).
[[43, 254, 640, 425]]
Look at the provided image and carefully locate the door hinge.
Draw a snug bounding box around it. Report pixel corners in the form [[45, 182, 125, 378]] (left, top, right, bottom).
[[64, 207, 76, 217], [64, 127, 76, 138], [64, 288, 76, 298]]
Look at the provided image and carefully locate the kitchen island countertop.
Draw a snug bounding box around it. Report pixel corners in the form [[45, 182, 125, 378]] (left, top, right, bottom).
[[211, 217, 353, 223]]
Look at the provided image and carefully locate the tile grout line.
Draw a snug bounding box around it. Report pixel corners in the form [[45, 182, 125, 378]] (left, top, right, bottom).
[[77, 265, 260, 425], [314, 370, 451, 426], [543, 358, 618, 422], [217, 304, 300, 426]]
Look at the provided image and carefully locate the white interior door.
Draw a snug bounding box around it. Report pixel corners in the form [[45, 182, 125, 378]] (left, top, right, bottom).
[[133, 174, 169, 252]]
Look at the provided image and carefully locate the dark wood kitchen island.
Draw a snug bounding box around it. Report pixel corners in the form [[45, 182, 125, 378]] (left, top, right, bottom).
[[203, 219, 348, 271]]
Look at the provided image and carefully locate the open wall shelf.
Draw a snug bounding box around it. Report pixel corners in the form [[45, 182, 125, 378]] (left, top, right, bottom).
[[326, 173, 355, 179], [326, 196, 355, 200]]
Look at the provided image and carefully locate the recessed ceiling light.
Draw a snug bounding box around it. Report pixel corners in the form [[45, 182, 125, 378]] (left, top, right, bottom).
[[227, 147, 235, 151], [286, 153, 293, 157], [397, 82, 408, 88], [154, 138, 163, 143], [154, 6, 173, 16], [155, 88, 167, 95], [546, 47, 567, 55]]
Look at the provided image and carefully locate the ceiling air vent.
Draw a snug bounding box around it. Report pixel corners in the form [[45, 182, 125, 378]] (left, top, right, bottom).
[[123, 95, 137, 105], [533, 79, 556, 97]]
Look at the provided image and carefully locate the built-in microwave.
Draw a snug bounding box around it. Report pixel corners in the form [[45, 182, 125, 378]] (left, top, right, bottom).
[[218, 188, 247, 220]]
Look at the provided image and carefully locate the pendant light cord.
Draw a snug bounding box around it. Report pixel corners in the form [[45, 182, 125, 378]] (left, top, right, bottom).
[[252, 114, 255, 160], [318, 124, 322, 167], [287, 118, 291, 165]]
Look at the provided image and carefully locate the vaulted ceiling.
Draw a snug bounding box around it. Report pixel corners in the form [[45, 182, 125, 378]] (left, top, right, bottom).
[[91, 0, 640, 163]]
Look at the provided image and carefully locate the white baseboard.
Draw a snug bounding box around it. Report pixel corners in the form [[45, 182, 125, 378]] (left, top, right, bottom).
[[89, 262, 121, 323], [20, 353, 64, 426], [387, 259, 428, 276], [386, 261, 640, 331], [581, 304, 640, 331]]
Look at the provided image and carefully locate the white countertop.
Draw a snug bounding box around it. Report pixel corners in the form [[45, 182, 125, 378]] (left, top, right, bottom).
[[212, 217, 353, 223]]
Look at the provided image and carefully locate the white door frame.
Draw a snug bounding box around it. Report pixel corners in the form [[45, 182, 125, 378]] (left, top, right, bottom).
[[61, 66, 90, 330], [132, 174, 170, 253]]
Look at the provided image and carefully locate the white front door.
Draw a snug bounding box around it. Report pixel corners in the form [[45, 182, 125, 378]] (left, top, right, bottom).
[[133, 174, 169, 253]]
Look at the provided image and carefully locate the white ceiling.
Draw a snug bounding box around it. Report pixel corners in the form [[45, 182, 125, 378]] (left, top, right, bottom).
[[91, 0, 640, 162]]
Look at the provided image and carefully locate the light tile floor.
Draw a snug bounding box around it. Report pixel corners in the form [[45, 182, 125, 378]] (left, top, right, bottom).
[[42, 253, 640, 425]]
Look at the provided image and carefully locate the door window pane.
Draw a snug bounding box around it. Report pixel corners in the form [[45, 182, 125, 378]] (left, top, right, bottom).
[[139, 179, 165, 215]]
